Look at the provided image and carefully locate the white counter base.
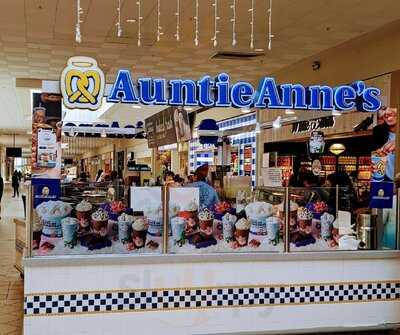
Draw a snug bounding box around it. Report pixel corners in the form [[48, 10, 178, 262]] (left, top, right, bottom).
[[24, 252, 400, 335]]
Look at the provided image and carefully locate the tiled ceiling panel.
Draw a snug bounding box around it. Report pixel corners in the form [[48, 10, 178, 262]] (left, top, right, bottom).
[[0, 0, 398, 131]]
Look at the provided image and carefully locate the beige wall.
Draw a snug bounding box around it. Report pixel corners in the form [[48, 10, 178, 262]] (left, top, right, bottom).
[[272, 20, 400, 86]]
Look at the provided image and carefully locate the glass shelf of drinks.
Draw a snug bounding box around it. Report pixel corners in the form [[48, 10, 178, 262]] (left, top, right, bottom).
[[28, 184, 398, 257]]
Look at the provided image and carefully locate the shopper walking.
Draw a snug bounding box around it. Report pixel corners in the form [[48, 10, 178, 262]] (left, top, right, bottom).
[[21, 178, 30, 219], [12, 170, 20, 198]]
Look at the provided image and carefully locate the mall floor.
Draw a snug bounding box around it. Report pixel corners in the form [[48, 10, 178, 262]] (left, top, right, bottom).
[[0, 183, 24, 334]]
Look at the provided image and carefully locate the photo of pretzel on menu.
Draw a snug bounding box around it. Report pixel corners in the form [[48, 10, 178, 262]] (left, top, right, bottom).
[[372, 106, 397, 181]]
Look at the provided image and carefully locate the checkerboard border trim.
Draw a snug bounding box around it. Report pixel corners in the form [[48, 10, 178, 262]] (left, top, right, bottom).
[[25, 280, 400, 317]]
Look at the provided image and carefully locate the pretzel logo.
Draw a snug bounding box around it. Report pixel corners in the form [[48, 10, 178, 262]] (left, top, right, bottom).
[[61, 56, 105, 110]]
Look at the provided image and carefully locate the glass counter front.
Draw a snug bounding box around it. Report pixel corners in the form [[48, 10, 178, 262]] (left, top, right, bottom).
[[27, 183, 399, 258], [167, 187, 286, 253]]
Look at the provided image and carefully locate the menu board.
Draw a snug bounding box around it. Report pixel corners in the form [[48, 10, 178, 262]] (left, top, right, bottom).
[[145, 106, 191, 148], [37, 128, 58, 168], [261, 168, 282, 187]]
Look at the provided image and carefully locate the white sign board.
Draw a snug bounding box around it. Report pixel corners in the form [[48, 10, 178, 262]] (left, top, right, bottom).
[[130, 187, 162, 213], [262, 153, 269, 168], [261, 168, 282, 187]]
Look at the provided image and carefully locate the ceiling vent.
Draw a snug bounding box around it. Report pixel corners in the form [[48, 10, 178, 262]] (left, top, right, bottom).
[[211, 51, 265, 60]]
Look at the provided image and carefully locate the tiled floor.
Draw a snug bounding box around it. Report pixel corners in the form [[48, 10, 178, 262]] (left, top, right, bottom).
[[0, 183, 24, 335]]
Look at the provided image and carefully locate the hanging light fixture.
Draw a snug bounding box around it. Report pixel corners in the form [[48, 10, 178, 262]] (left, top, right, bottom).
[[231, 0, 237, 46], [75, 0, 83, 43], [329, 143, 346, 156], [116, 0, 123, 37], [194, 0, 199, 46], [267, 0, 274, 50], [212, 0, 219, 47], [156, 0, 163, 41], [137, 0, 142, 46], [175, 0, 180, 41], [249, 0, 255, 49]]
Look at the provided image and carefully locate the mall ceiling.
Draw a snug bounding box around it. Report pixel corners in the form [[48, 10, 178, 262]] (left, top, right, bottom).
[[0, 0, 400, 133]]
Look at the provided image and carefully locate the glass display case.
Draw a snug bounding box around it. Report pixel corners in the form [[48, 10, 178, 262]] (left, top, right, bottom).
[[30, 183, 163, 256], [26, 183, 399, 258], [288, 187, 338, 252], [167, 186, 286, 253]]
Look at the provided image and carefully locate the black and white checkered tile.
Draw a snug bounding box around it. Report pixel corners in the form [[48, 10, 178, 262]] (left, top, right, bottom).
[[25, 281, 400, 316]]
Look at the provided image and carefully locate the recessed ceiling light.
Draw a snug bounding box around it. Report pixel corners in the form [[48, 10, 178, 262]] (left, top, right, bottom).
[[132, 105, 142, 109], [241, 108, 251, 113], [285, 109, 295, 115], [332, 110, 342, 116], [185, 107, 194, 111]]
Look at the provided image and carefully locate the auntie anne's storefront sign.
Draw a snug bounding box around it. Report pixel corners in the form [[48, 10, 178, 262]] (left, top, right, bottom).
[[60, 56, 382, 113]]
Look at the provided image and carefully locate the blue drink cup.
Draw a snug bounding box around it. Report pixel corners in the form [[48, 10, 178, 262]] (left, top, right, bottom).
[[42, 214, 69, 238], [147, 217, 163, 237], [266, 217, 279, 241], [249, 217, 267, 236], [371, 152, 386, 181], [222, 221, 234, 241], [171, 217, 186, 241], [118, 220, 131, 244], [61, 218, 78, 246]]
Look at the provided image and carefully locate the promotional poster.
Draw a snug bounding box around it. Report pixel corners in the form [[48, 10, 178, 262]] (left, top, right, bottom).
[[145, 106, 191, 148], [371, 106, 397, 182], [31, 93, 62, 180], [32, 178, 61, 208]]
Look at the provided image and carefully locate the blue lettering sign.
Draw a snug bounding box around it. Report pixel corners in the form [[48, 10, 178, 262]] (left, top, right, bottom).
[[169, 79, 197, 105], [104, 69, 382, 112], [215, 73, 231, 107], [280, 84, 307, 109], [197, 76, 215, 107], [138, 78, 167, 105], [334, 86, 357, 110], [231, 82, 254, 108], [308, 86, 334, 110], [107, 69, 138, 103], [254, 78, 282, 108]]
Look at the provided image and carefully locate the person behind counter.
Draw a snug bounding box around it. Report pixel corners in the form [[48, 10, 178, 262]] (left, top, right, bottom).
[[163, 171, 175, 187], [187, 164, 219, 210], [173, 175, 184, 186], [325, 171, 358, 215], [301, 171, 329, 203], [79, 171, 88, 182]]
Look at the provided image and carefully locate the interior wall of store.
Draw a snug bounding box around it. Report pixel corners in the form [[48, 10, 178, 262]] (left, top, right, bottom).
[[257, 20, 400, 182], [73, 138, 155, 183]]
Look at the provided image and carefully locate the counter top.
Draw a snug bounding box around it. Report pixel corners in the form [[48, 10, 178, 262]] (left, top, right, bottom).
[[23, 250, 400, 267]]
